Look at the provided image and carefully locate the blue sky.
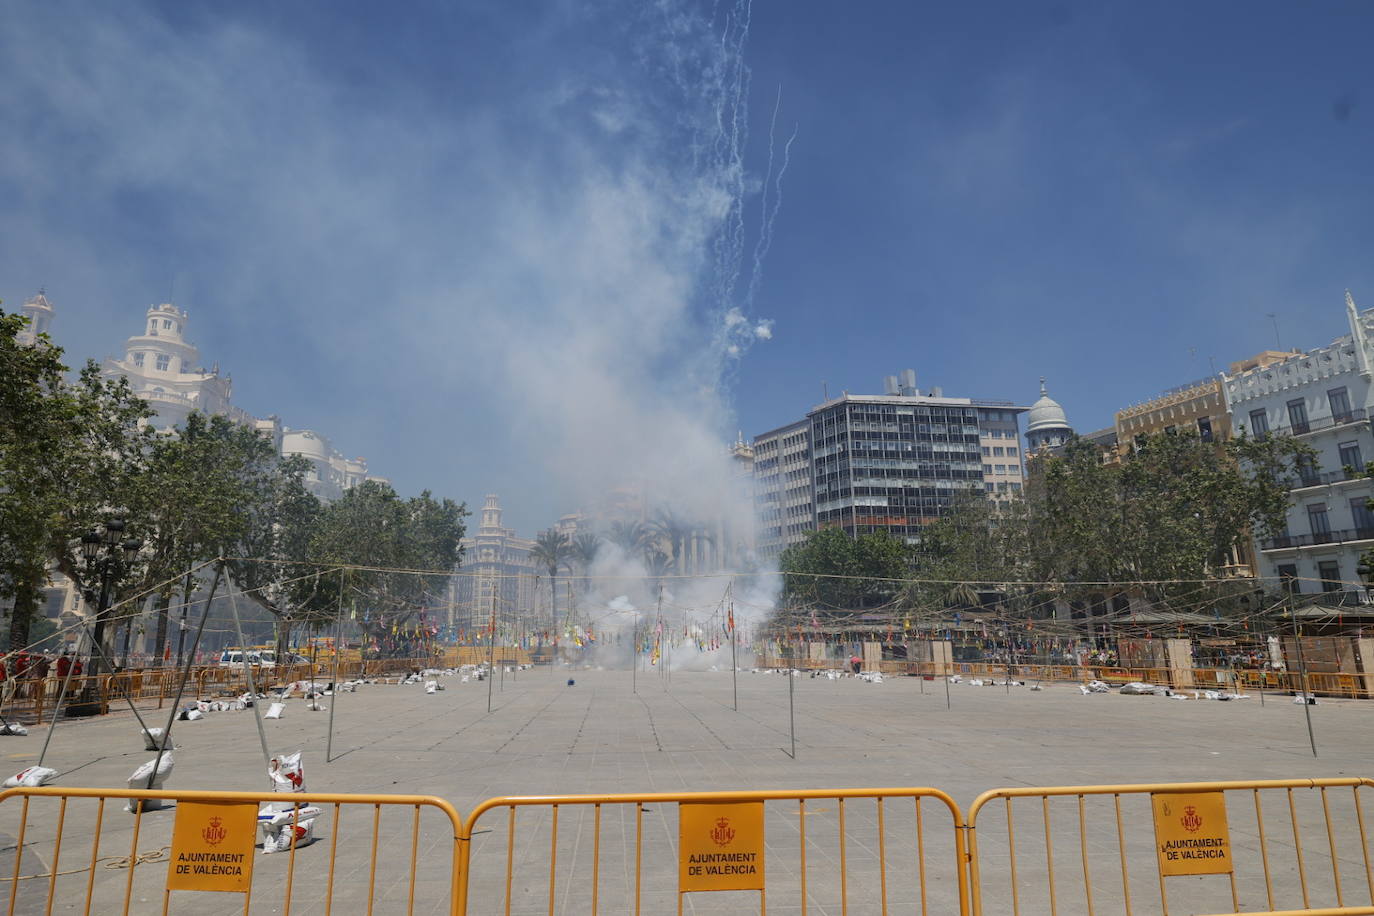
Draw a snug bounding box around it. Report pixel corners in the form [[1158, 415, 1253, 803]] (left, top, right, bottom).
[[3, 1, 1372, 533]]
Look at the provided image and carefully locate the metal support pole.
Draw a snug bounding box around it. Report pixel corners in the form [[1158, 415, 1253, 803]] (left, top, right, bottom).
[[148, 564, 222, 788], [327, 569, 346, 763], [787, 664, 796, 759], [1289, 600, 1318, 757], [486, 589, 496, 714], [228, 585, 271, 775]]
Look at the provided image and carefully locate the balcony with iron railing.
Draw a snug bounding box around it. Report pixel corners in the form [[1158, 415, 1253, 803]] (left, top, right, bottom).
[[1268, 406, 1370, 438], [1260, 526, 1374, 551], [1293, 467, 1370, 489]]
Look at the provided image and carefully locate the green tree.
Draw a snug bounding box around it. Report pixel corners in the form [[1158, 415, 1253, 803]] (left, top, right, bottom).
[[129, 413, 279, 665], [1, 307, 154, 652], [225, 454, 324, 665], [306, 482, 466, 656], [779, 526, 909, 613]]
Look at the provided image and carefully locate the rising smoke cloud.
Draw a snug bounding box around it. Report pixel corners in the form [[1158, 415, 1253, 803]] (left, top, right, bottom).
[[0, 1, 792, 650]]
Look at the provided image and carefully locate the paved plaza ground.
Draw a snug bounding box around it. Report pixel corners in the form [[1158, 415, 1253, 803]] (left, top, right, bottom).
[[2, 667, 1371, 913]]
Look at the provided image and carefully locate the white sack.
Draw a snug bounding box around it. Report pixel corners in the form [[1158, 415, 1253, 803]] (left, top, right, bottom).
[[3, 766, 57, 788], [125, 753, 174, 810], [269, 751, 304, 793]]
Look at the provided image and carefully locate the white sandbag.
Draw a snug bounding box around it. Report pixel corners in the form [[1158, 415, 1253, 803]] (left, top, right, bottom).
[[185, 709, 204, 721], [0, 723, 29, 736], [196, 700, 210, 713], [1293, 693, 1317, 705], [425, 680, 437, 694], [460, 675, 469, 684], [142, 727, 169, 750], [269, 751, 304, 793], [125, 753, 174, 810], [1030, 685, 1043, 691], [259, 804, 320, 854], [264, 703, 285, 719], [4, 766, 57, 788]]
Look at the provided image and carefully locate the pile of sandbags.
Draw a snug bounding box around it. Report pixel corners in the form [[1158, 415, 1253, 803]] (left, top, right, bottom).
[[260, 751, 317, 853], [1078, 680, 1110, 694]]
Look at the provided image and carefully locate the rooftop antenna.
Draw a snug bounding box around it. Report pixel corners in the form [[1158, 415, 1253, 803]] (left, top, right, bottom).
[[822, 380, 829, 400], [1266, 313, 1282, 350]]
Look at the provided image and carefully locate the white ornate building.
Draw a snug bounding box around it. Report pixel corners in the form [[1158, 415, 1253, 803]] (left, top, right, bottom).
[[1223, 292, 1374, 596], [16, 291, 55, 346], [102, 303, 253, 430], [96, 301, 381, 501]]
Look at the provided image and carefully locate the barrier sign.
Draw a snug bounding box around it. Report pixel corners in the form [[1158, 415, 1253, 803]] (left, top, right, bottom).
[[1151, 791, 1232, 876], [678, 801, 765, 893], [166, 800, 258, 893]]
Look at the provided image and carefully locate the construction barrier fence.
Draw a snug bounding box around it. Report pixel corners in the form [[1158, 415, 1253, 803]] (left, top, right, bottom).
[[455, 787, 969, 916], [967, 778, 1374, 916], [0, 786, 464, 916], [3, 778, 1372, 915]]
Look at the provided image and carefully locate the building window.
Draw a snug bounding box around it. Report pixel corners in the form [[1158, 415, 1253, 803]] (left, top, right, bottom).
[[1248, 409, 1268, 436], [1308, 503, 1331, 541], [1329, 387, 1353, 423], [148, 323, 158, 336], [1007, 446, 1018, 456], [1287, 399, 1309, 434], [1011, 482, 1022, 492], [155, 354, 170, 371], [983, 464, 993, 475], [1350, 497, 1374, 537], [1297, 455, 1320, 487], [162, 318, 173, 329], [981, 447, 990, 456], [1340, 441, 1363, 477], [1197, 416, 1213, 442], [993, 447, 1004, 457], [1317, 560, 1342, 592], [132, 352, 144, 368]]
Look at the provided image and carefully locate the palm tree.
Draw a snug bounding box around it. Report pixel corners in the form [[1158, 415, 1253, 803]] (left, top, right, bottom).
[[642, 547, 672, 595], [609, 520, 650, 556], [571, 531, 602, 577], [531, 530, 571, 630], [648, 508, 692, 573]]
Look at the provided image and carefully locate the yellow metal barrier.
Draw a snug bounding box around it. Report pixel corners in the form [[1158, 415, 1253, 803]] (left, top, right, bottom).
[[0, 786, 465, 916], [966, 778, 1374, 916], [455, 787, 969, 916]]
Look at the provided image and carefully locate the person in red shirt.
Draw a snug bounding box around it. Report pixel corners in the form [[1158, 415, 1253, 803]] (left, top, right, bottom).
[[55, 654, 71, 680]]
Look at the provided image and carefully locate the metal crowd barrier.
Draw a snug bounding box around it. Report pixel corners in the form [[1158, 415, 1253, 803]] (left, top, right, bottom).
[[455, 787, 969, 915], [966, 778, 1374, 916], [7, 778, 1374, 915], [0, 786, 465, 916]]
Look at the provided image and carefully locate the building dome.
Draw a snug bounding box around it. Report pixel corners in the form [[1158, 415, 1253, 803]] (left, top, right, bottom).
[[1026, 378, 1069, 433]]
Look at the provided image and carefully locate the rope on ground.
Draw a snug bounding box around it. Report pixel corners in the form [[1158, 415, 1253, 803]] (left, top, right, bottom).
[[8, 845, 171, 880]]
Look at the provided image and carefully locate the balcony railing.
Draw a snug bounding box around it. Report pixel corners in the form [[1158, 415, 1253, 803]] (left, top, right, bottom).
[[1294, 468, 1366, 488], [1260, 526, 1374, 550], [1268, 406, 1370, 438]]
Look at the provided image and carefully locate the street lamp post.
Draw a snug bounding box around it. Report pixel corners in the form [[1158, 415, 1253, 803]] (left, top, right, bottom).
[[76, 520, 142, 705]]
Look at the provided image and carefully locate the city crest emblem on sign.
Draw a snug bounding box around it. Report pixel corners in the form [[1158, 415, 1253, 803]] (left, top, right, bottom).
[[202, 816, 227, 846], [710, 817, 735, 847], [1180, 806, 1202, 834]]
